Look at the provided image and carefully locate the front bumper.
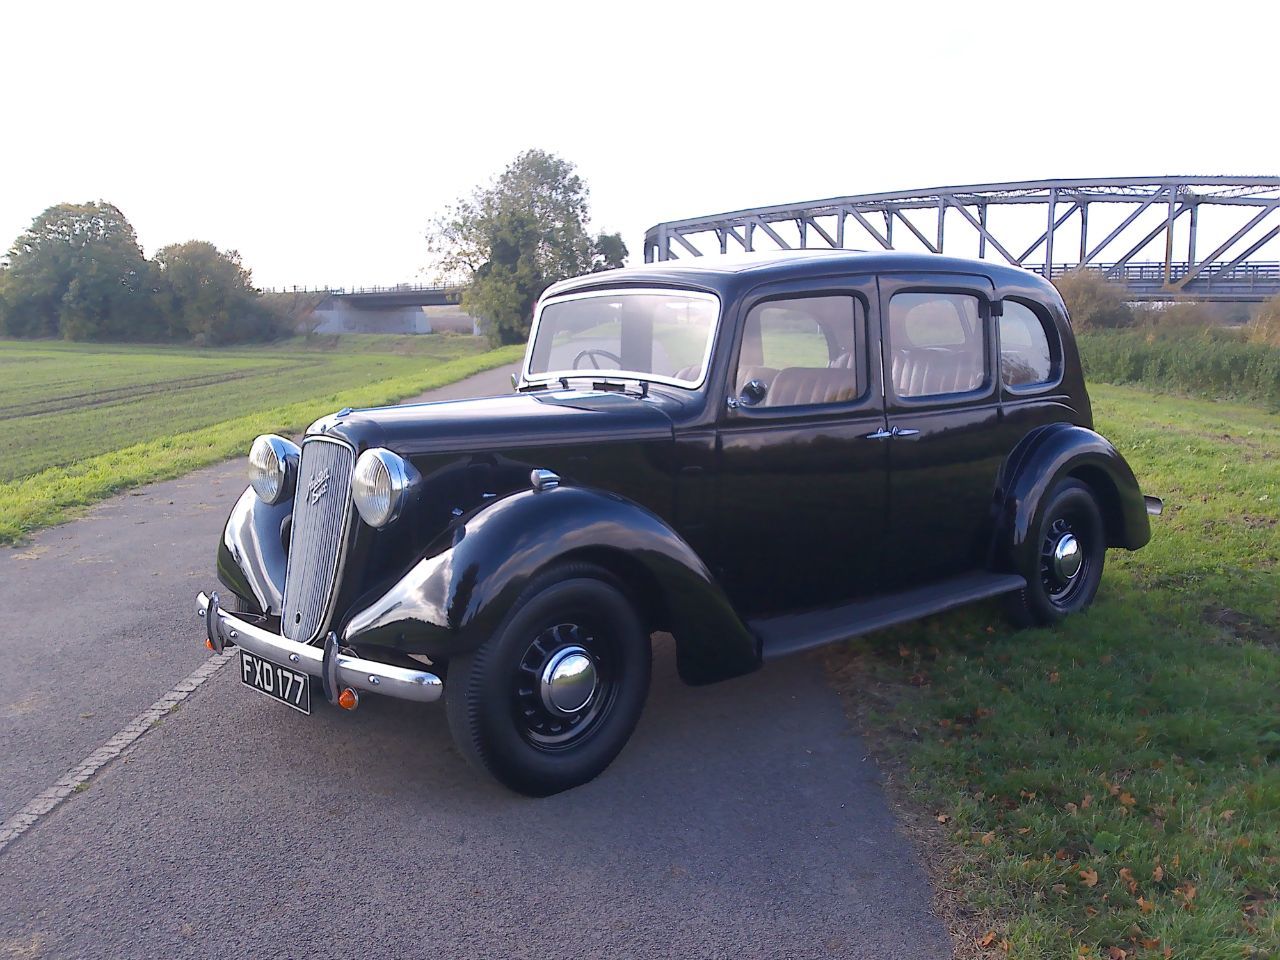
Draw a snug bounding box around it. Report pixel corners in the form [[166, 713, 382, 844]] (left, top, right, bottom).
[[196, 591, 443, 705]]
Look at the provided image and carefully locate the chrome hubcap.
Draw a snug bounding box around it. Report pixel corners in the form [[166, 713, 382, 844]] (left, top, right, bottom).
[[539, 645, 598, 717], [1052, 533, 1082, 582]]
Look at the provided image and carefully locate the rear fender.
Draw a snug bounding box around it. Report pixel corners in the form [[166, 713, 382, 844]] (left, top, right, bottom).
[[993, 423, 1151, 569], [342, 485, 760, 685]]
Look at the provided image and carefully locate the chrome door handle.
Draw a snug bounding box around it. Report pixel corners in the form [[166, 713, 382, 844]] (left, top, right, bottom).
[[892, 427, 921, 437], [864, 427, 893, 440]]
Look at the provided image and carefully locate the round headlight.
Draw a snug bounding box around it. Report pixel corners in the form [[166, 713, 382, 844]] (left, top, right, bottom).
[[248, 434, 299, 505], [352, 448, 418, 528]]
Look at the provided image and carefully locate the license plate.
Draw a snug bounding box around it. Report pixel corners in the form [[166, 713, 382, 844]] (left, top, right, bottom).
[[240, 650, 311, 715]]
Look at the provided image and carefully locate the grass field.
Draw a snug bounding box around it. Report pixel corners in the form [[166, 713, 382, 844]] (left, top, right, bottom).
[[826, 384, 1279, 958], [0, 335, 524, 543]]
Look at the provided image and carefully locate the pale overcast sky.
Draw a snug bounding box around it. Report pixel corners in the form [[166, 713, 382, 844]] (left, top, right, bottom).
[[3, 0, 1277, 289]]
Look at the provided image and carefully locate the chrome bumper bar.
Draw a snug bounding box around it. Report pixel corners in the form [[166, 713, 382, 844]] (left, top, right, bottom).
[[196, 591, 442, 705]]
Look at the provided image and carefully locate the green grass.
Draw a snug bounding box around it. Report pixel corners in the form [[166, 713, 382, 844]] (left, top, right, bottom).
[[0, 337, 525, 543], [826, 383, 1279, 958]]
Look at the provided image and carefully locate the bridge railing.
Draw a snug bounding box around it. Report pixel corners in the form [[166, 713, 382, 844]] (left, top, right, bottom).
[[1032, 262, 1280, 287], [258, 283, 463, 296]]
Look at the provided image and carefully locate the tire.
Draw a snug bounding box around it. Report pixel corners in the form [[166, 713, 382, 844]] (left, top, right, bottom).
[[1006, 478, 1106, 627], [445, 562, 651, 796]]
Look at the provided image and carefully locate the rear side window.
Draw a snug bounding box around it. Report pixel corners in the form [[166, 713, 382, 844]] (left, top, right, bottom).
[[999, 300, 1055, 388], [887, 292, 985, 397]]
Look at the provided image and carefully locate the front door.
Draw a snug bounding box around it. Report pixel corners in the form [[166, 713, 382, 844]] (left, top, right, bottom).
[[714, 277, 888, 617], [878, 273, 1009, 589]]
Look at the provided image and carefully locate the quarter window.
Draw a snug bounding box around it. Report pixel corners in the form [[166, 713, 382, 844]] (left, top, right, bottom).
[[735, 295, 864, 407], [887, 292, 985, 397], [999, 300, 1055, 388]]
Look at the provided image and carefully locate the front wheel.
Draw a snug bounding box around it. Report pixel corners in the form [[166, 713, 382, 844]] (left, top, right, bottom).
[[445, 563, 651, 796], [1006, 478, 1106, 627]]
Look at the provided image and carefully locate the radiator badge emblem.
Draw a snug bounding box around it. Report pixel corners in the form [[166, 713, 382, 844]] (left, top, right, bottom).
[[308, 469, 331, 505]]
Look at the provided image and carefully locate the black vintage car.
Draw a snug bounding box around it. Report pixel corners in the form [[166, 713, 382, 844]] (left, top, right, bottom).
[[198, 250, 1160, 795]]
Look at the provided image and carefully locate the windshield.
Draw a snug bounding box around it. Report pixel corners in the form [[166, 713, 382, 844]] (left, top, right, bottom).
[[526, 289, 719, 387]]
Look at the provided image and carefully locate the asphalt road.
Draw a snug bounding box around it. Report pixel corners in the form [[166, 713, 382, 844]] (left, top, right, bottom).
[[0, 364, 950, 960]]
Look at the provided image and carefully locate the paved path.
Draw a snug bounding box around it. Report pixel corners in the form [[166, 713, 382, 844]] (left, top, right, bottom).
[[0, 363, 949, 959]]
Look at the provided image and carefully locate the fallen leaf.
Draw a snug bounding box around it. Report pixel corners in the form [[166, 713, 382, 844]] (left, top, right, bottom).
[[1056, 849, 1070, 861], [1107, 947, 1127, 959], [1220, 809, 1235, 822], [1119, 867, 1138, 894], [1137, 896, 1154, 914], [935, 813, 951, 824], [979, 931, 996, 947], [1082, 793, 1094, 809], [1020, 789, 1037, 800], [1053, 883, 1068, 895], [1066, 802, 1079, 815], [1139, 938, 1160, 949], [1017, 826, 1031, 835], [1152, 865, 1163, 882], [999, 938, 1011, 953], [980, 832, 996, 846], [1080, 868, 1099, 887], [1049, 671, 1061, 683], [1085, 905, 1099, 917], [1119, 792, 1137, 807], [898, 645, 910, 659]]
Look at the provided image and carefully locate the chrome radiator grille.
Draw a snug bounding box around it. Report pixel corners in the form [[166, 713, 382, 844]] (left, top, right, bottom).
[[281, 437, 355, 644]]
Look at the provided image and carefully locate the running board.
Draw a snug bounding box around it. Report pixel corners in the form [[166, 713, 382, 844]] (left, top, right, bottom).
[[752, 572, 1027, 661]]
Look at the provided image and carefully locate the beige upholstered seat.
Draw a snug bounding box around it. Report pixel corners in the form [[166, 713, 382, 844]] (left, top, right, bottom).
[[764, 367, 857, 407], [891, 348, 983, 397]]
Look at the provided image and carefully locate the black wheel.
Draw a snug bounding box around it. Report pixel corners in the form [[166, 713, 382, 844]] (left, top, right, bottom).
[[445, 562, 651, 796], [1006, 479, 1106, 627]]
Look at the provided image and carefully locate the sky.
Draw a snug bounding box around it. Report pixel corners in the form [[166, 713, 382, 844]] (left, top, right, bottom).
[[2, 0, 1277, 290]]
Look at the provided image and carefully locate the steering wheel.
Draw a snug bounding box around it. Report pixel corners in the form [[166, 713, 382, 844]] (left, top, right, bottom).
[[571, 348, 623, 371]]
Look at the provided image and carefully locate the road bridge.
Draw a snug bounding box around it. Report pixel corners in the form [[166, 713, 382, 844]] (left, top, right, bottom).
[[644, 177, 1280, 302]]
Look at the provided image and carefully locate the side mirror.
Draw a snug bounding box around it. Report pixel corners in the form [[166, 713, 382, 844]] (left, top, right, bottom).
[[739, 378, 769, 407]]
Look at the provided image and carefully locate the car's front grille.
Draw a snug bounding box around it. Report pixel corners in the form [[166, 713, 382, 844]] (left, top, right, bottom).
[[281, 437, 355, 644]]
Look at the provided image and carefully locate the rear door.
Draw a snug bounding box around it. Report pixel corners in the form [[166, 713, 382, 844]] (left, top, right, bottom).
[[878, 273, 1010, 589], [713, 275, 889, 617]]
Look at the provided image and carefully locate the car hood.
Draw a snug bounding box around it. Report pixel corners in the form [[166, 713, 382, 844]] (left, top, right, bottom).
[[308, 388, 676, 456]]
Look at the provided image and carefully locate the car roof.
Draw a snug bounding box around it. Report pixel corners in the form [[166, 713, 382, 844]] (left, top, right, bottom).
[[545, 249, 1055, 299]]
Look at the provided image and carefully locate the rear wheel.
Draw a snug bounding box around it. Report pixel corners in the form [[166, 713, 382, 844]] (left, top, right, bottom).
[[445, 563, 651, 796], [1006, 479, 1106, 626]]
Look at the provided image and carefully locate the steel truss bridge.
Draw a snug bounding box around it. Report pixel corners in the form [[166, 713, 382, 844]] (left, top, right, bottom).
[[644, 177, 1280, 302]]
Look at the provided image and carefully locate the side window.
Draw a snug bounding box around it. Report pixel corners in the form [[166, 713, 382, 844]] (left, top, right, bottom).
[[735, 295, 864, 408], [887, 292, 985, 398], [999, 300, 1055, 388]]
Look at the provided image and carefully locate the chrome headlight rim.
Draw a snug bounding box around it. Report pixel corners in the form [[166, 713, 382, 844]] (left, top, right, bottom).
[[248, 434, 300, 506], [352, 447, 419, 528]]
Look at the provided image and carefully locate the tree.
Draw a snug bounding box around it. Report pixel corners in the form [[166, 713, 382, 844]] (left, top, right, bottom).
[[1052, 268, 1133, 330], [153, 241, 279, 344], [0, 201, 158, 340], [429, 149, 627, 345]]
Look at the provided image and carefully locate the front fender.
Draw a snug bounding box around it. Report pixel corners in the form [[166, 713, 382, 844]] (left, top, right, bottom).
[[342, 485, 760, 685], [216, 487, 290, 616], [995, 423, 1151, 567]]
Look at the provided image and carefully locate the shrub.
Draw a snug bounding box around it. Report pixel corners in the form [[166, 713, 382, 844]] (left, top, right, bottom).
[[1052, 269, 1133, 329], [1247, 293, 1280, 347], [1078, 329, 1280, 410]]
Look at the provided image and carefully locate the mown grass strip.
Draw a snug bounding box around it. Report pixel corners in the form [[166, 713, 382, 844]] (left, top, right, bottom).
[[826, 383, 1279, 959], [0, 345, 524, 544]]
